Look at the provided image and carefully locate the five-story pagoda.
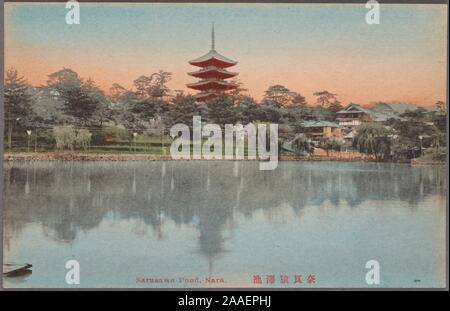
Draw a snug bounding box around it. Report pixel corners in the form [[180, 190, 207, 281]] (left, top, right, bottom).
[[187, 24, 238, 102]]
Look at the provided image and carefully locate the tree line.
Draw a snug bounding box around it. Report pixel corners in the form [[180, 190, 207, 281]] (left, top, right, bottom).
[[4, 67, 447, 160]]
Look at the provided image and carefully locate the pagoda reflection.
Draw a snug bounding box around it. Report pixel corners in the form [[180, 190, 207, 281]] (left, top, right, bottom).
[[3, 161, 445, 272]]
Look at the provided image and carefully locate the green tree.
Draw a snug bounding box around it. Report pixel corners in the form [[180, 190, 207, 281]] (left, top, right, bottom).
[[259, 101, 282, 123], [321, 137, 343, 156], [353, 123, 391, 160], [310, 105, 334, 121], [435, 101, 446, 114], [313, 90, 339, 109], [400, 107, 427, 121], [229, 78, 248, 104], [84, 78, 110, 126], [169, 94, 204, 127], [235, 97, 260, 124], [133, 70, 172, 100], [4, 68, 33, 151], [263, 85, 292, 106], [291, 93, 308, 108], [264, 85, 308, 109], [327, 100, 343, 114], [47, 68, 102, 126], [388, 117, 442, 159], [132, 99, 170, 120], [149, 70, 172, 99], [292, 134, 313, 158], [31, 87, 66, 126], [206, 95, 237, 126], [109, 83, 129, 102]]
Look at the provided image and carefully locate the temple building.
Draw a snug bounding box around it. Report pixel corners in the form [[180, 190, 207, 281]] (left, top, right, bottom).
[[299, 120, 342, 139], [336, 103, 404, 128], [336, 103, 373, 127], [187, 24, 238, 102]]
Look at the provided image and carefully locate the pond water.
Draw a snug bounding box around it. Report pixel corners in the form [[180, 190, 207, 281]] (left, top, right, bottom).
[[2, 161, 447, 288]]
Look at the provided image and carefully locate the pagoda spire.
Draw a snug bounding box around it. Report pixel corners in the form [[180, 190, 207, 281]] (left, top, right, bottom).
[[211, 23, 215, 50]]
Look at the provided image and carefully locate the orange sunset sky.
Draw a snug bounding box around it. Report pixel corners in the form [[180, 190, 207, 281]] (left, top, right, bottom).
[[4, 3, 448, 106]]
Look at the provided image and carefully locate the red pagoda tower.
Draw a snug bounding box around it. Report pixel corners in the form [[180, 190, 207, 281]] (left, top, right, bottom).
[[187, 24, 238, 102]]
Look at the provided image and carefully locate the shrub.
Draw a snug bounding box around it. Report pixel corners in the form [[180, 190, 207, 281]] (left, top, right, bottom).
[[75, 129, 91, 150], [321, 137, 343, 155], [53, 127, 92, 151], [53, 126, 76, 150]]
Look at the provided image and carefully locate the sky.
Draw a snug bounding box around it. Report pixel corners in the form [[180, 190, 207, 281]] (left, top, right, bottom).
[[4, 2, 448, 106]]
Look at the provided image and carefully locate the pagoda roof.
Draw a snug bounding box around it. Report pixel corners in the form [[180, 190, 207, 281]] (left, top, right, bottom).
[[189, 50, 238, 68], [188, 66, 238, 79], [194, 92, 222, 102], [186, 79, 238, 91]]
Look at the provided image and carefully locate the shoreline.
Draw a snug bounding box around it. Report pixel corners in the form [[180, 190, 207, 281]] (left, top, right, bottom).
[[3, 152, 445, 165], [410, 158, 447, 166]]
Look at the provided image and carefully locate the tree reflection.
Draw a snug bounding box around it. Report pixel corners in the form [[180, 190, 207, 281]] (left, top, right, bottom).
[[3, 161, 446, 271]]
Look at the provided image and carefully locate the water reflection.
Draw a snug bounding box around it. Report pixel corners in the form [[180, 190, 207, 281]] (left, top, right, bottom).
[[3, 161, 446, 286]]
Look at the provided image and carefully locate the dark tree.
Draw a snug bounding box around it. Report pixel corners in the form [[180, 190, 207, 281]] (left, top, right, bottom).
[[435, 101, 446, 114], [4, 68, 33, 150], [206, 95, 237, 126], [133, 71, 172, 100], [327, 101, 343, 114], [259, 101, 282, 123], [263, 85, 293, 107], [47, 68, 102, 126], [168, 94, 204, 127], [353, 122, 392, 160], [132, 99, 170, 120], [291, 93, 308, 108], [229, 78, 248, 104], [235, 97, 261, 124], [313, 90, 339, 108]]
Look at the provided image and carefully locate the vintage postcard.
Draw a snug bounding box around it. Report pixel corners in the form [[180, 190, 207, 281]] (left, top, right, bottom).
[[1, 1, 448, 290]]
